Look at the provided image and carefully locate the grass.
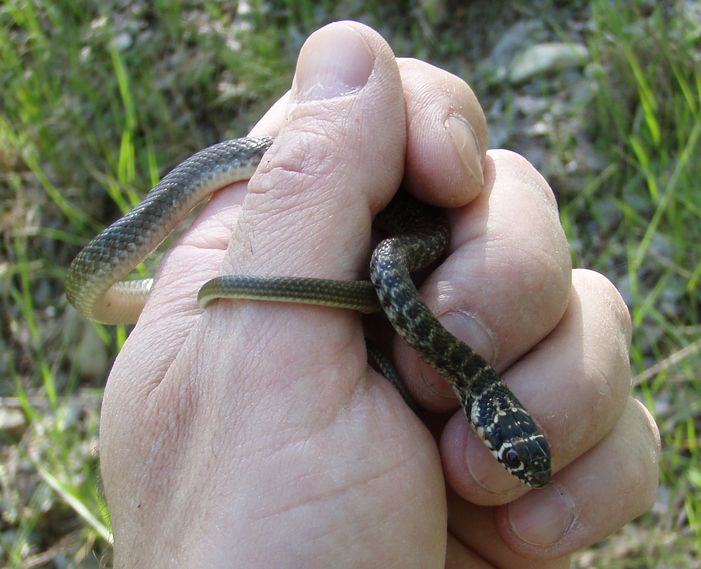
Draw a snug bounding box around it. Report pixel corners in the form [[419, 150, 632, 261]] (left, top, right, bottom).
[[1, 0, 699, 566], [560, 2, 701, 566]]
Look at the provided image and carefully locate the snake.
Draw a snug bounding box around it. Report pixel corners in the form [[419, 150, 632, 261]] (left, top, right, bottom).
[[66, 136, 551, 488]]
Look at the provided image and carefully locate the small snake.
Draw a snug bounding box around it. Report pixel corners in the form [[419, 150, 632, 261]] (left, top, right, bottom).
[[66, 136, 551, 488]]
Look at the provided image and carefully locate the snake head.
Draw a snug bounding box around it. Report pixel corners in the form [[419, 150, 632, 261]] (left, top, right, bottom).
[[475, 398, 552, 488], [497, 433, 551, 488]]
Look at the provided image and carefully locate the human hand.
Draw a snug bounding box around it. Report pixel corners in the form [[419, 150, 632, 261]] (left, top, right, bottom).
[[100, 21, 660, 568]]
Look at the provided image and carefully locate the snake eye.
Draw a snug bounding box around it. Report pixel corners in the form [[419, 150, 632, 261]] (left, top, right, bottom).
[[503, 448, 522, 469]]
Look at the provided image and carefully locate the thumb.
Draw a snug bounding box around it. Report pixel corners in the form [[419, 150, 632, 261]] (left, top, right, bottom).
[[120, 22, 405, 385], [200, 21, 406, 405]]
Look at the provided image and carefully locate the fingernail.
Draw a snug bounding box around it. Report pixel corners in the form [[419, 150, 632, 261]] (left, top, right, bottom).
[[507, 484, 576, 546], [439, 310, 496, 365], [440, 310, 513, 492], [465, 432, 522, 494], [292, 24, 373, 102], [444, 114, 484, 186]]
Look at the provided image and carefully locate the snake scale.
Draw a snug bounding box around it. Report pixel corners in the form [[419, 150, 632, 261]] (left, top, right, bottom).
[[66, 136, 551, 488]]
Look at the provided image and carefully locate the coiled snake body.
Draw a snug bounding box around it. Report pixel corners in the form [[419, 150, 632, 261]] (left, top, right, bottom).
[[66, 136, 551, 488]]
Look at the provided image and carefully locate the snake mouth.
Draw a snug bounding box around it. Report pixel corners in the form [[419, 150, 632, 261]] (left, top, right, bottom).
[[528, 468, 552, 488]]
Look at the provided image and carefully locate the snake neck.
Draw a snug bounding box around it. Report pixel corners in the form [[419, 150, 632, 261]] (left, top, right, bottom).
[[370, 233, 552, 489]]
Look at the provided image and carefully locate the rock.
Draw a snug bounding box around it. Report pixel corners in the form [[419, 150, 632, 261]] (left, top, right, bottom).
[[491, 20, 545, 69], [509, 42, 589, 84], [0, 406, 26, 441], [64, 307, 110, 380]]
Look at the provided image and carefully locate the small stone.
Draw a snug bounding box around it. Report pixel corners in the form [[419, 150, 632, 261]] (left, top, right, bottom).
[[491, 20, 545, 68], [65, 307, 110, 380], [0, 407, 26, 439], [509, 43, 589, 84]]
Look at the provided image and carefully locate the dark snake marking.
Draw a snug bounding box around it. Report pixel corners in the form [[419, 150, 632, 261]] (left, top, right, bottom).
[[371, 194, 551, 488]]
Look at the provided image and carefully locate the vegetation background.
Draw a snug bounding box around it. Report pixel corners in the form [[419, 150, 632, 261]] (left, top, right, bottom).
[[1, 0, 699, 567]]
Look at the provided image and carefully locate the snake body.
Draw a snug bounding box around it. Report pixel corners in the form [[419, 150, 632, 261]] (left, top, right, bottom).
[[66, 136, 551, 488], [66, 137, 274, 324]]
